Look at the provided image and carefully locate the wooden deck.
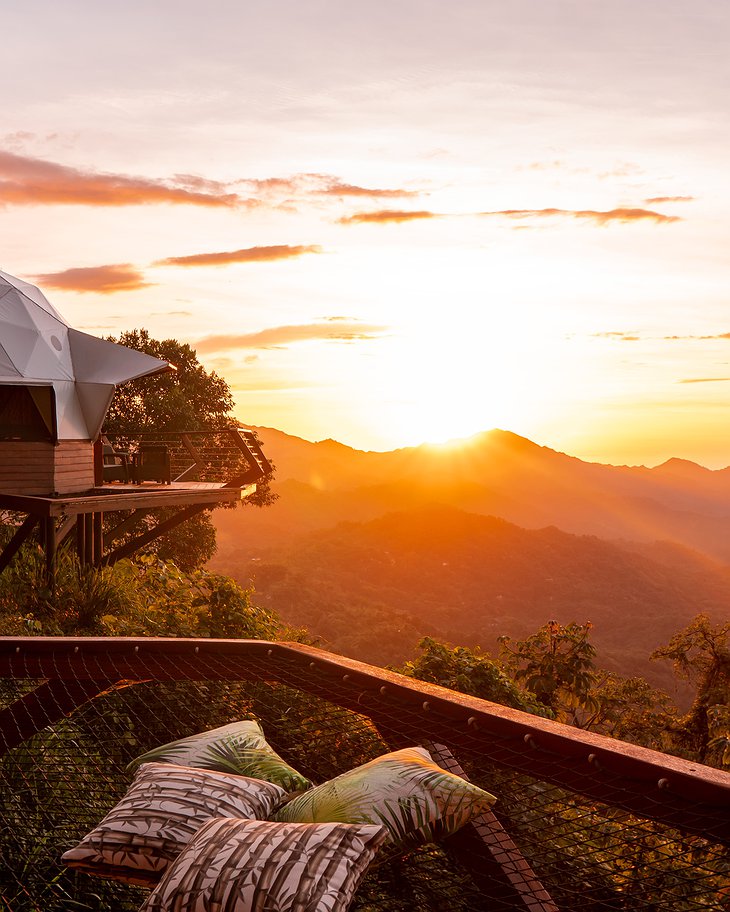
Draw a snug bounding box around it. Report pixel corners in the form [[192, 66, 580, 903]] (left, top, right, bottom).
[[0, 427, 270, 580], [0, 481, 255, 517], [0, 482, 258, 577]]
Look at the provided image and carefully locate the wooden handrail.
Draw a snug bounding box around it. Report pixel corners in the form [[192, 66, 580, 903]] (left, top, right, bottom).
[[1, 635, 728, 844]]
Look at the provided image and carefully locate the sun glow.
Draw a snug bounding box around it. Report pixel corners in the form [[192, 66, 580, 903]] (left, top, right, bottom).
[[337, 320, 551, 449]]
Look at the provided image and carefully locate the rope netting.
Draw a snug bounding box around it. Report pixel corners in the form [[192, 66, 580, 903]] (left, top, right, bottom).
[[0, 639, 728, 912]]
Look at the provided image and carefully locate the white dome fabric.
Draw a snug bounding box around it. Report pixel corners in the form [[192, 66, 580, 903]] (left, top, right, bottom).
[[0, 270, 170, 440]]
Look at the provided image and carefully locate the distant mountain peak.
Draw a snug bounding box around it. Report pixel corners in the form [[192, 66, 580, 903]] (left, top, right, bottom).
[[655, 457, 708, 475], [486, 428, 544, 449], [316, 437, 358, 452]]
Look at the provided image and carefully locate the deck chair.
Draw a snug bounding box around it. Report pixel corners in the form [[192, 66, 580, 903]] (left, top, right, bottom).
[[102, 442, 131, 483], [133, 444, 172, 484]]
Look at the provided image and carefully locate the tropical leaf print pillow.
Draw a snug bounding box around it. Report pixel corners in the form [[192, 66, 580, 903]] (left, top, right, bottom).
[[274, 746, 496, 848], [62, 762, 286, 885], [130, 720, 311, 794], [140, 817, 387, 912]]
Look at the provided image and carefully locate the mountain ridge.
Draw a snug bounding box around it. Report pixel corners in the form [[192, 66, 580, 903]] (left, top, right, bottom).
[[208, 426, 730, 696], [230, 425, 730, 562]]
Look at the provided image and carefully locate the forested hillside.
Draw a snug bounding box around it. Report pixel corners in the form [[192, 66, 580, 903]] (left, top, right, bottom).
[[214, 503, 729, 697]]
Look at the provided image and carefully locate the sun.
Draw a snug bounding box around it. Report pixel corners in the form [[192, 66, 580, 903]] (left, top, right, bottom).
[[348, 326, 546, 449]]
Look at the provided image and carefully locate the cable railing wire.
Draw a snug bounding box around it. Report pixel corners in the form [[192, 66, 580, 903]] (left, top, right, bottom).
[[0, 636, 728, 912]]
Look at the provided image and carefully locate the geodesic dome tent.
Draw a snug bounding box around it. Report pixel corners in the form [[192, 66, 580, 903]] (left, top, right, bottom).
[[0, 269, 170, 494], [0, 269, 169, 442]]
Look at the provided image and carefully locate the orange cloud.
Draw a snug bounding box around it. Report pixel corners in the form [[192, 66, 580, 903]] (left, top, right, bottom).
[[33, 264, 150, 294], [479, 207, 679, 225], [338, 209, 438, 225], [644, 196, 695, 204], [196, 320, 388, 353], [665, 333, 730, 341], [155, 245, 322, 267], [337, 206, 679, 227], [239, 176, 302, 194], [678, 377, 730, 384], [593, 331, 641, 341], [238, 173, 419, 203], [321, 181, 418, 198], [0, 150, 240, 207]]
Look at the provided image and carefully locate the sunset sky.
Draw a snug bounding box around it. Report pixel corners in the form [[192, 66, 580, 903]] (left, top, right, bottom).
[[3, 1, 730, 466]]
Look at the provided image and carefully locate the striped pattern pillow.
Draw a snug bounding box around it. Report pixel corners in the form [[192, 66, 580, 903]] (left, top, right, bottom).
[[141, 817, 387, 912], [130, 720, 311, 794], [61, 763, 286, 885]]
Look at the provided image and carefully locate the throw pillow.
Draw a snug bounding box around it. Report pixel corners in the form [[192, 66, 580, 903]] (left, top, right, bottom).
[[61, 762, 286, 885], [130, 720, 311, 794], [140, 817, 387, 912], [274, 746, 496, 848]]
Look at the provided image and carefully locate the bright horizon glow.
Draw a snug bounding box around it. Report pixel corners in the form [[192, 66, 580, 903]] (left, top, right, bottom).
[[3, 2, 730, 469]]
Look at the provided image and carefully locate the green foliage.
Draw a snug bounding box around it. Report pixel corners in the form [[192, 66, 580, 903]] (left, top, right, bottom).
[[497, 621, 682, 752], [101, 329, 276, 570], [652, 614, 730, 767], [152, 510, 219, 572], [581, 672, 678, 750], [0, 545, 281, 640], [104, 330, 234, 434], [98, 558, 281, 640], [399, 636, 550, 717], [499, 620, 598, 721], [0, 538, 133, 635]]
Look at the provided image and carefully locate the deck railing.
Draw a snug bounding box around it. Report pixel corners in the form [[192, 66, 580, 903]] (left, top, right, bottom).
[[103, 427, 271, 487], [1, 636, 728, 912]]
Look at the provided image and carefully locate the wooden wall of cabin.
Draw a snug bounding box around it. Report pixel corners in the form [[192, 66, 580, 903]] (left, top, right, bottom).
[[0, 441, 94, 495]]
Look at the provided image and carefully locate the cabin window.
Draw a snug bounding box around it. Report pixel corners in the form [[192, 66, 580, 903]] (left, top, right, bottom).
[[0, 386, 55, 442]]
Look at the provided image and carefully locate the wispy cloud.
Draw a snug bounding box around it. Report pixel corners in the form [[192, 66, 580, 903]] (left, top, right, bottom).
[[320, 181, 418, 198], [598, 162, 644, 179], [338, 209, 438, 225], [479, 207, 679, 225], [33, 264, 150, 293], [592, 330, 730, 344], [678, 377, 730, 384], [520, 160, 565, 171], [155, 244, 322, 267], [644, 196, 695, 204], [0, 157, 423, 213], [196, 319, 388, 353], [665, 333, 730, 341], [0, 150, 241, 207], [593, 331, 641, 341], [240, 173, 418, 200]]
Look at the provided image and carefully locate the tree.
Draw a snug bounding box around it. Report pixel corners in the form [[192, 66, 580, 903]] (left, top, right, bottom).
[[652, 614, 730, 766], [579, 672, 677, 750], [399, 636, 550, 716], [499, 620, 598, 723], [102, 330, 275, 569], [498, 620, 680, 750], [104, 330, 235, 434]]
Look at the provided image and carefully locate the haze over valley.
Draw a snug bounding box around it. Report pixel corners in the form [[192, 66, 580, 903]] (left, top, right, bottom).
[[211, 427, 730, 699]]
